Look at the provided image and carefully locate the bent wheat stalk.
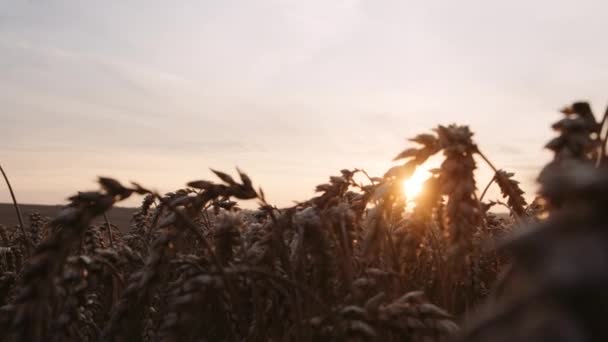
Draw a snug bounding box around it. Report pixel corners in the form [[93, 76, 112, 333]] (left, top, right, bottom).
[[0, 163, 31, 252]]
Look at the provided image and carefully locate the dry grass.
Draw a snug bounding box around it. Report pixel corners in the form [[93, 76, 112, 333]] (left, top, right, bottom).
[[0, 101, 606, 341]]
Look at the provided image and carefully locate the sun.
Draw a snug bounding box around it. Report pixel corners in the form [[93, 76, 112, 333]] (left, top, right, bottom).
[[402, 165, 432, 200]]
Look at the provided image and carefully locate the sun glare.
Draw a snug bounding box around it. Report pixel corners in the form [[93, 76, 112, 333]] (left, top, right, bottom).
[[402, 165, 432, 200]]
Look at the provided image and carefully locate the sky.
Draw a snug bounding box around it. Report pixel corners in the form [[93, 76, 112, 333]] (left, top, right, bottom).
[[1, 0, 607, 208]]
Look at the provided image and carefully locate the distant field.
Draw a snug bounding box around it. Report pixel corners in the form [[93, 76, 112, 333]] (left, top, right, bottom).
[[0, 203, 510, 230], [0, 203, 137, 231]]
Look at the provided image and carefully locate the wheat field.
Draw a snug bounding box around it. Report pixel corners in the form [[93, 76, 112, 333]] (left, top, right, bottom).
[[0, 101, 606, 341]]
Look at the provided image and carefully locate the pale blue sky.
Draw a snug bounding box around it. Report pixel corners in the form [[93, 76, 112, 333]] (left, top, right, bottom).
[[1, 0, 607, 207]]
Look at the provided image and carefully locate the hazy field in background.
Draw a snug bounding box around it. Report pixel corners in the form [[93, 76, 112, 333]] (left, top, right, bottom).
[[0, 203, 135, 231]]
